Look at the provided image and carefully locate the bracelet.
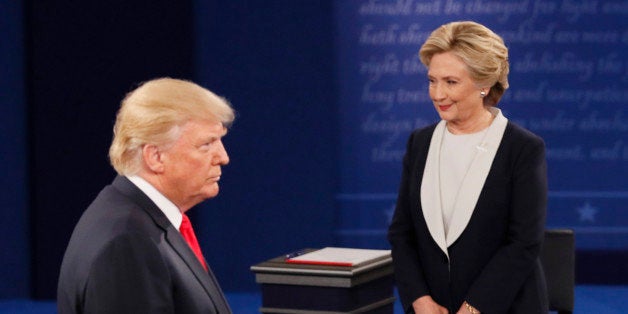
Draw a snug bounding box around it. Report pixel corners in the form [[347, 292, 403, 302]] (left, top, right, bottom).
[[464, 301, 480, 314]]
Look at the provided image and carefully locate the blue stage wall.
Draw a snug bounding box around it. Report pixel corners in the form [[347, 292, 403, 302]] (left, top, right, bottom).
[[24, 0, 197, 299], [193, 0, 338, 292], [0, 0, 29, 298], [334, 0, 628, 251]]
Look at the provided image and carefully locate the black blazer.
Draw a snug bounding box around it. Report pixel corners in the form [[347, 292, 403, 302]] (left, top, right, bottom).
[[57, 176, 231, 314], [388, 122, 548, 314]]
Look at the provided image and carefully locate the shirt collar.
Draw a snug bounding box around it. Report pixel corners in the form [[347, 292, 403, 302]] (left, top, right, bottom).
[[127, 175, 183, 230]]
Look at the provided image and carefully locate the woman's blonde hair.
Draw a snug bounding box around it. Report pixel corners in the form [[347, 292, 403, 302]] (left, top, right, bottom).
[[419, 21, 509, 107], [109, 77, 235, 175]]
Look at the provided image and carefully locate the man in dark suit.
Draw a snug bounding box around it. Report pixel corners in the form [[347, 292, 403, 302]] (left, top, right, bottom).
[[57, 78, 235, 314]]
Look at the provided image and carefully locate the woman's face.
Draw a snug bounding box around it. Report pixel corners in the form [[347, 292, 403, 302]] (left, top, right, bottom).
[[427, 51, 487, 126]]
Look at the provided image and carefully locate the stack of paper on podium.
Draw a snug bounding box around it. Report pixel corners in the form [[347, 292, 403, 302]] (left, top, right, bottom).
[[285, 247, 390, 267], [251, 247, 394, 314]]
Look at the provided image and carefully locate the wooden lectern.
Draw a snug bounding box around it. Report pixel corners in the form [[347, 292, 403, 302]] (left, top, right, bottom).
[[250, 248, 395, 314]]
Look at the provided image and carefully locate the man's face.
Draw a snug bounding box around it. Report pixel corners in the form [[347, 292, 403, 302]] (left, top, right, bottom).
[[158, 119, 229, 211]]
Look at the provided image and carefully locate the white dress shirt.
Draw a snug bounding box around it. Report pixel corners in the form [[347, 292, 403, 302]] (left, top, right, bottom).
[[127, 175, 183, 230]]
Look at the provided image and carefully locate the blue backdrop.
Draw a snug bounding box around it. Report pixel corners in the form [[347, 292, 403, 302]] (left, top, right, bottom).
[[334, 0, 628, 251], [0, 0, 29, 298], [192, 0, 337, 292]]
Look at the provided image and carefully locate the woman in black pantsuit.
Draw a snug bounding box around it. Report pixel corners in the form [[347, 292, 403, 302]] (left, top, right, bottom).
[[388, 21, 548, 314]]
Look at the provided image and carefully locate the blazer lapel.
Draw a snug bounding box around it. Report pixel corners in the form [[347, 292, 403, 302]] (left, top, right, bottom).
[[421, 120, 449, 257], [446, 109, 508, 245], [111, 176, 230, 313], [165, 228, 231, 313]]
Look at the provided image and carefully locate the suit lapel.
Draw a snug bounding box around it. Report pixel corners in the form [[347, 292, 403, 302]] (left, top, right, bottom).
[[420, 109, 508, 256], [165, 228, 231, 313], [111, 176, 231, 313], [421, 120, 449, 257], [446, 109, 508, 245]]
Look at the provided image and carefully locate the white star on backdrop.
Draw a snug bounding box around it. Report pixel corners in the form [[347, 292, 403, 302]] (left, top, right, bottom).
[[576, 202, 598, 223]]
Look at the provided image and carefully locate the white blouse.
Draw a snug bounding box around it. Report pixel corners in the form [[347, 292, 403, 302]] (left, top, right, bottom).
[[439, 128, 488, 234]]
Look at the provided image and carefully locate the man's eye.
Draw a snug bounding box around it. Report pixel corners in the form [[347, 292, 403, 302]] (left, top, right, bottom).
[[199, 142, 213, 149]]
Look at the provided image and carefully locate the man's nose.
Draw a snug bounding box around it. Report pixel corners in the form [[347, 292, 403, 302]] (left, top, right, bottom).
[[214, 140, 229, 165]]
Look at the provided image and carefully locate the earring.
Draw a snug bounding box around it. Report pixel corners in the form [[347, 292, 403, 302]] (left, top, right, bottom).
[[480, 91, 487, 97]]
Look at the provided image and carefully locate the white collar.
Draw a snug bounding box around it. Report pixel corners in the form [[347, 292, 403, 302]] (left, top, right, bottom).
[[127, 175, 183, 230], [420, 108, 508, 257]]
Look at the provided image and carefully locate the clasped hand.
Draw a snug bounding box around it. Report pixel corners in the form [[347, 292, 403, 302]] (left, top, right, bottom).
[[411, 295, 479, 313]]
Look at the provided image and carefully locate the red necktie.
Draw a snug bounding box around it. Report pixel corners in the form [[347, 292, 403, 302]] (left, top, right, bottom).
[[180, 214, 208, 271]]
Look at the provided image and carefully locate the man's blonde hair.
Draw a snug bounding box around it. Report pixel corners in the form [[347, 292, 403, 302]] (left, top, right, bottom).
[[109, 77, 235, 175], [419, 21, 509, 107]]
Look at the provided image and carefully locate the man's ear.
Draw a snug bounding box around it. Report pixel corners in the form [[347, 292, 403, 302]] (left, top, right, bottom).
[[142, 144, 165, 173]]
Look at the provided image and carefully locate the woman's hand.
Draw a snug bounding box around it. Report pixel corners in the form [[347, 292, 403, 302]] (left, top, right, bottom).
[[412, 295, 449, 314], [456, 301, 480, 314]]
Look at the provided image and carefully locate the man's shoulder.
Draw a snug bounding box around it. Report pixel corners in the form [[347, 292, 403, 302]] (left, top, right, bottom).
[[85, 189, 160, 236], [68, 180, 163, 255]]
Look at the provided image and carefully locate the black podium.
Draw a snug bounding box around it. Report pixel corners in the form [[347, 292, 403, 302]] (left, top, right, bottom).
[[250, 249, 395, 314]]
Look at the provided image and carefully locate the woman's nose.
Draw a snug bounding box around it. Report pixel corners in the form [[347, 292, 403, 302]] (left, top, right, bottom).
[[431, 84, 446, 101]]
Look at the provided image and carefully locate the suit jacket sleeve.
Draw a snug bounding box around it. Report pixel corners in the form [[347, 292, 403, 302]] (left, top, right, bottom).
[[84, 232, 175, 314], [466, 132, 548, 312], [387, 131, 429, 312]]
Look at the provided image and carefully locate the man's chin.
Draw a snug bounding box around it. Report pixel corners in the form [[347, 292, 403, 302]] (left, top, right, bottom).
[[203, 186, 220, 199]]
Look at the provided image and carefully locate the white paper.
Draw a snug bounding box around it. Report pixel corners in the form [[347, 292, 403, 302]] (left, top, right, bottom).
[[287, 247, 391, 266]]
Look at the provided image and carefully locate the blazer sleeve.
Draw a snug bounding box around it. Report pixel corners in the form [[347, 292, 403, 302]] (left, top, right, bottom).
[[84, 232, 175, 314], [387, 131, 429, 312], [466, 132, 548, 312]]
